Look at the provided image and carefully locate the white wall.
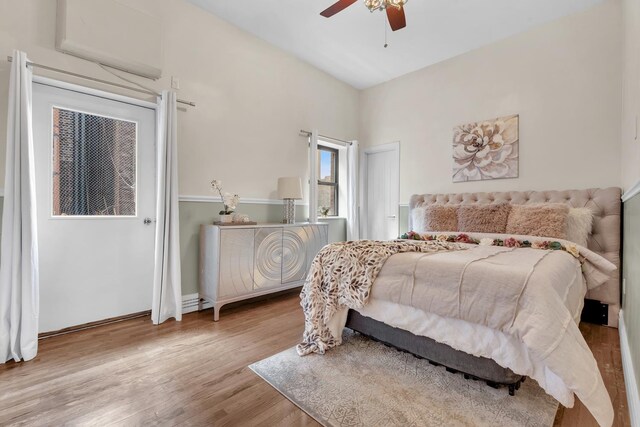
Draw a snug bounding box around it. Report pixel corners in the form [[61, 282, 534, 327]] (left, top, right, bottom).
[[0, 0, 359, 201], [621, 0, 640, 191], [359, 0, 622, 203]]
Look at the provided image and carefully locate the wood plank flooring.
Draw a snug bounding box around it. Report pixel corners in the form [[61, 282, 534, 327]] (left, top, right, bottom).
[[0, 293, 630, 426]]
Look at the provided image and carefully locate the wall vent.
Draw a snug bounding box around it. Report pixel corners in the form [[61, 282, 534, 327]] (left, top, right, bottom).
[[56, 0, 163, 79]]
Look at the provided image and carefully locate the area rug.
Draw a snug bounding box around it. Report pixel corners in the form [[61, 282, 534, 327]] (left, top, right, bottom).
[[249, 330, 559, 427]]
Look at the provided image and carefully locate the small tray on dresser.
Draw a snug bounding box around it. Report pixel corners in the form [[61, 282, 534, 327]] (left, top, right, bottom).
[[213, 221, 258, 226]]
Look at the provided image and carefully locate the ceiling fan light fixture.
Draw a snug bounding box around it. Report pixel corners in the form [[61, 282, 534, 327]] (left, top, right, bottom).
[[364, 0, 407, 12], [364, 0, 383, 11], [321, 0, 407, 32]]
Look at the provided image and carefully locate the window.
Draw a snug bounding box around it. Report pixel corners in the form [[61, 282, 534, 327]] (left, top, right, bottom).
[[52, 107, 137, 216], [317, 145, 338, 216]]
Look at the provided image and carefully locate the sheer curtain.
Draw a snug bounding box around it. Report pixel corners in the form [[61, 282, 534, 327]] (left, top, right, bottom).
[[346, 140, 359, 240], [151, 90, 182, 324], [0, 50, 39, 362]]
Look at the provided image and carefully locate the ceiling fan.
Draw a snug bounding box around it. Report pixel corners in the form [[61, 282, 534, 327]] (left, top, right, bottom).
[[320, 0, 408, 31]]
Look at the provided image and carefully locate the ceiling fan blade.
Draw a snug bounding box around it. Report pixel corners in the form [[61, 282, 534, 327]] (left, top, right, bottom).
[[320, 0, 358, 17], [386, 6, 407, 31]]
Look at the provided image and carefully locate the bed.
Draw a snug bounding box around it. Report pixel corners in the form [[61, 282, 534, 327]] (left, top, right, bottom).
[[297, 187, 621, 427], [346, 187, 621, 392]]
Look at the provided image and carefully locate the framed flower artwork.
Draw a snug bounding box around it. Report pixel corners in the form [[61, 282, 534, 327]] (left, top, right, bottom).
[[452, 114, 519, 182]]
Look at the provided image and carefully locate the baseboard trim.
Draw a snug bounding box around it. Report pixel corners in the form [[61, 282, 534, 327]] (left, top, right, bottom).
[[619, 310, 639, 427], [39, 310, 151, 339], [182, 293, 212, 314]]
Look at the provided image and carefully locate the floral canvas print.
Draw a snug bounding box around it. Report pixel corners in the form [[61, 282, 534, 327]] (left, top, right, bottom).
[[452, 114, 519, 182]]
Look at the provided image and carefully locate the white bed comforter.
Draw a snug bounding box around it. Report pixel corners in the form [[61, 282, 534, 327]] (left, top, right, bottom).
[[328, 232, 616, 427]]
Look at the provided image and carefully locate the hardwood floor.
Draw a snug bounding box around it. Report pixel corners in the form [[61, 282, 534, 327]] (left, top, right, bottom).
[[0, 293, 630, 426]]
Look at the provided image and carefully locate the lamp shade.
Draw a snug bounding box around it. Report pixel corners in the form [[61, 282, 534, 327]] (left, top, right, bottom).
[[277, 177, 303, 199]]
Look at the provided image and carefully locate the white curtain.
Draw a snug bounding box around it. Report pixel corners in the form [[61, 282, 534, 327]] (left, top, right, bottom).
[[0, 50, 39, 363], [309, 130, 319, 223], [152, 90, 182, 324], [346, 140, 359, 240]]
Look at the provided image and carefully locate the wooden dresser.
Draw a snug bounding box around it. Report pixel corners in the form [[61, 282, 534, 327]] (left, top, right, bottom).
[[199, 223, 329, 320]]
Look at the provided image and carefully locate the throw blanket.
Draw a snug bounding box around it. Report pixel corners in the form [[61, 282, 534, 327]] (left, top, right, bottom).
[[296, 240, 461, 356]]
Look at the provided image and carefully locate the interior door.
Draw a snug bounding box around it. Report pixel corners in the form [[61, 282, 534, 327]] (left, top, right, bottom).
[[362, 143, 400, 240], [32, 80, 156, 333]]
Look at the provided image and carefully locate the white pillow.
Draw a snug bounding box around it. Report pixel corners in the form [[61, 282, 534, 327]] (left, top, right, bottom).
[[411, 207, 426, 233], [566, 207, 593, 247]]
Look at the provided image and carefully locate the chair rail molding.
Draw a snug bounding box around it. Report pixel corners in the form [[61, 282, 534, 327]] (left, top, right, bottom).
[[622, 180, 640, 202], [178, 195, 306, 205]]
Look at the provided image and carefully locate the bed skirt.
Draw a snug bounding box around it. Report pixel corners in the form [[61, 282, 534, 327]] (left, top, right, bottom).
[[345, 310, 525, 394]]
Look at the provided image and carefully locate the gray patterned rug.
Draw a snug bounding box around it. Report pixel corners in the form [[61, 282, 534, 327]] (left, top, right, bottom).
[[250, 330, 559, 426]]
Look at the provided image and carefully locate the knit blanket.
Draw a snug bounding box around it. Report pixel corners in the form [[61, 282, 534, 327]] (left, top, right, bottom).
[[296, 240, 461, 356]]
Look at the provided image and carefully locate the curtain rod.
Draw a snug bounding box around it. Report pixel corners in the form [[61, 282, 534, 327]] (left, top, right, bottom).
[[299, 130, 352, 146], [6, 56, 196, 107]]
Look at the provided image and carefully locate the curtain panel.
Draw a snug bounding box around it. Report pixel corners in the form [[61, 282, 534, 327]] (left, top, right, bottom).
[[0, 50, 40, 363], [152, 91, 182, 324], [309, 130, 319, 224], [347, 140, 359, 240]]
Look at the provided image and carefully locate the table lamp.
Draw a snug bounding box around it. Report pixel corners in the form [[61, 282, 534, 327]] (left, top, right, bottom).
[[277, 177, 303, 224]]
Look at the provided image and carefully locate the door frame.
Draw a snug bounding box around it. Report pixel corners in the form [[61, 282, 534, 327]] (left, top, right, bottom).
[[360, 141, 400, 239], [33, 76, 158, 111], [32, 76, 159, 332]]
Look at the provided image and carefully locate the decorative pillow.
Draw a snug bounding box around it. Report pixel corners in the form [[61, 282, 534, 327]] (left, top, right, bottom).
[[411, 206, 427, 233], [566, 207, 593, 247], [506, 203, 569, 239], [424, 205, 458, 232], [457, 204, 511, 234]]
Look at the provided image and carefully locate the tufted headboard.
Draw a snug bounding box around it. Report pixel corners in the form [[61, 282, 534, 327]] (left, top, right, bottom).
[[409, 187, 622, 327]]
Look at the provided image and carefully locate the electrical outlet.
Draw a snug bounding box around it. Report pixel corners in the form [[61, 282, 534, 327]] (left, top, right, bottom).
[[171, 76, 180, 90]]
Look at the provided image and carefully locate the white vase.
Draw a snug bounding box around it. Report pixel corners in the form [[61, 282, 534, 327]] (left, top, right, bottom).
[[219, 214, 233, 223]]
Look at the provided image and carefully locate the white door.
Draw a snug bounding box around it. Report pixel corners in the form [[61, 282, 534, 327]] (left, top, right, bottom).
[[32, 80, 156, 333], [361, 143, 400, 240]]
